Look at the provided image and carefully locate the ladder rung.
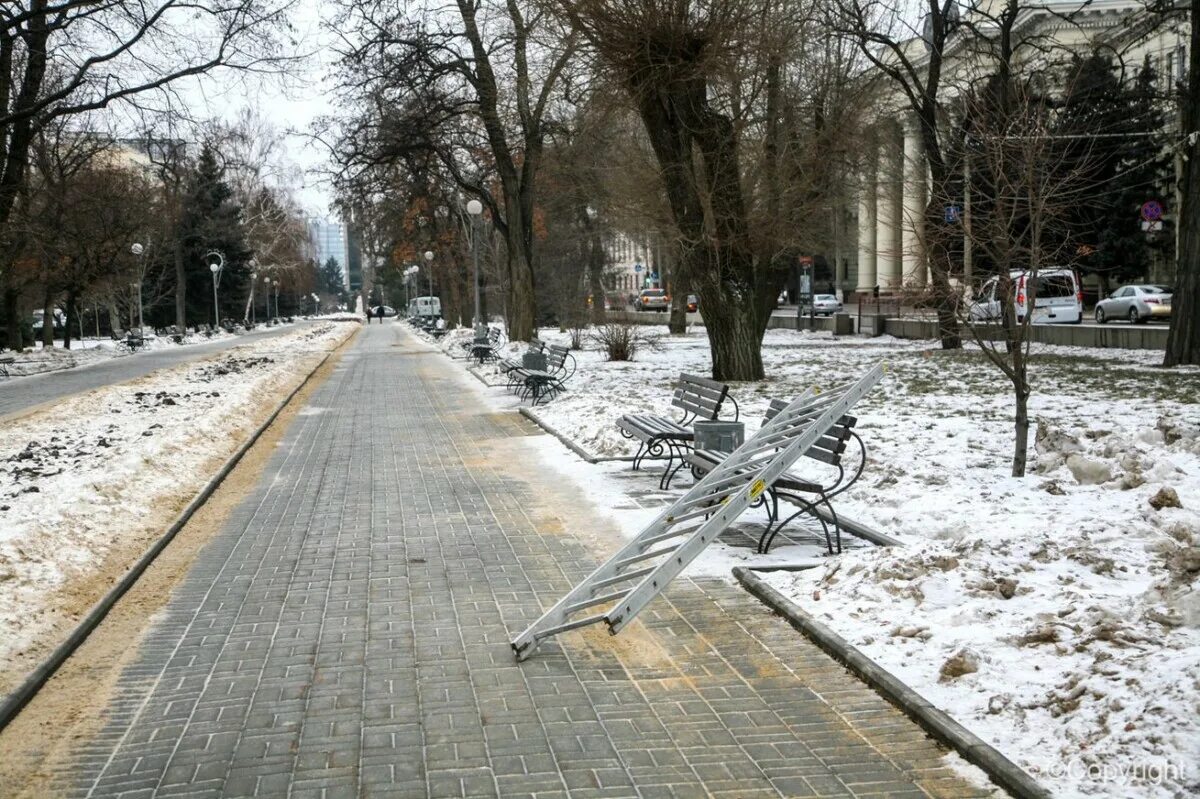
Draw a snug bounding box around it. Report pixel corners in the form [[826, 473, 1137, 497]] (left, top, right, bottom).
[[564, 589, 630, 616], [641, 524, 701, 548], [677, 483, 743, 509], [667, 502, 720, 524], [591, 566, 654, 590], [534, 612, 607, 641], [616, 545, 679, 569]]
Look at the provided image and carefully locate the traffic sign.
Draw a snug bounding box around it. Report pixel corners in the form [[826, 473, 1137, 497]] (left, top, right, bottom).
[[1141, 220, 1164, 232], [1141, 200, 1164, 222], [945, 205, 962, 223], [634, 263, 643, 273]]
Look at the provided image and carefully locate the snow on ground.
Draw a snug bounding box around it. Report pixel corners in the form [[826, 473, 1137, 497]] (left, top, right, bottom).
[[0, 325, 284, 378], [0, 322, 355, 689], [443, 322, 1200, 799]]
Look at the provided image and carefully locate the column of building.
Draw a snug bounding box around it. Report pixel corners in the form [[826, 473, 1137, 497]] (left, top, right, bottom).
[[874, 124, 903, 290], [856, 139, 878, 295], [901, 117, 928, 286]]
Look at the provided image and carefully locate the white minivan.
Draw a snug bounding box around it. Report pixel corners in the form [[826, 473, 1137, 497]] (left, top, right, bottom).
[[969, 269, 1083, 325], [407, 296, 442, 318]]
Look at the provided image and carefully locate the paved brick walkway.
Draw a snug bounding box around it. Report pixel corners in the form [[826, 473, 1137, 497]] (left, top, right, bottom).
[[56, 325, 995, 798]]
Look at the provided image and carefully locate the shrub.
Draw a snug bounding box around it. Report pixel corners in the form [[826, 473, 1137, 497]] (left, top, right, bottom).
[[590, 322, 662, 362]]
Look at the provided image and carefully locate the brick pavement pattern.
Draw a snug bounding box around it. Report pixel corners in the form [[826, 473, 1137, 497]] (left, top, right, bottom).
[[60, 325, 995, 798]]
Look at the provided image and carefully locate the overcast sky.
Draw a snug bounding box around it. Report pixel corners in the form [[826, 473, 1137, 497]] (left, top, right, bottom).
[[179, 0, 340, 218]]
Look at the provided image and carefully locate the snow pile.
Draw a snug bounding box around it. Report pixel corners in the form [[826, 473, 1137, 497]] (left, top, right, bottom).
[[0, 322, 354, 691], [459, 325, 1199, 798]]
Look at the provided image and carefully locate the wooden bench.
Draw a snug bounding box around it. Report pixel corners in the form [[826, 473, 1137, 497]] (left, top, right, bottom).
[[0, 355, 14, 378], [124, 331, 146, 351], [686, 397, 864, 554], [469, 327, 504, 365], [617, 373, 738, 489], [500, 338, 545, 388], [514, 344, 576, 405]]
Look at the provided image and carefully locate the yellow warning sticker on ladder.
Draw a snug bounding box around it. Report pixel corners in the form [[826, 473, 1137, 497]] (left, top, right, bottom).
[[749, 479, 766, 500]]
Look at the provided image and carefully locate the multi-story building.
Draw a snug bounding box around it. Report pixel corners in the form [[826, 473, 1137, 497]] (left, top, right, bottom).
[[849, 0, 1189, 300], [308, 218, 350, 290]]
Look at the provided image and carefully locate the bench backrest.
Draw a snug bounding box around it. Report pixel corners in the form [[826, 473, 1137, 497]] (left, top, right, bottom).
[[528, 337, 546, 353], [671, 373, 729, 423], [765, 398, 856, 466], [546, 344, 570, 371]]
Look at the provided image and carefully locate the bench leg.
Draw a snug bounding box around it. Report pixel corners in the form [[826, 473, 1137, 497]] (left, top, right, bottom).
[[758, 492, 838, 555]]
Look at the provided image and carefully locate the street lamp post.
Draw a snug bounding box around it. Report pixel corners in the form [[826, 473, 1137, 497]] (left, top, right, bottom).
[[423, 250, 434, 303], [207, 251, 224, 329], [249, 271, 257, 325], [130, 242, 145, 336], [467, 200, 483, 330]]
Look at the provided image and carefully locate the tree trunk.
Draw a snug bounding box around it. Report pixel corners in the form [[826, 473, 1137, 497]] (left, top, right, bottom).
[[1012, 385, 1030, 477], [174, 240, 186, 329], [41, 288, 54, 347], [668, 266, 688, 335], [700, 294, 764, 381], [63, 286, 76, 349], [506, 245, 536, 340], [1165, 0, 1200, 366], [4, 283, 22, 350]]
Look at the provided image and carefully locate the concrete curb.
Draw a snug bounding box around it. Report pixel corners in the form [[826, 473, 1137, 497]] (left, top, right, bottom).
[[732, 566, 1050, 799], [517, 407, 641, 463], [0, 329, 354, 733]]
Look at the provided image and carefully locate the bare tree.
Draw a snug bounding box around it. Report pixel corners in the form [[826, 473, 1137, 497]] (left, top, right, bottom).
[[0, 0, 295, 350], [327, 0, 576, 340]]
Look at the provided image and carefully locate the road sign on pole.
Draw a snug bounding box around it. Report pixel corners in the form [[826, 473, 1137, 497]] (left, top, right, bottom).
[[1140, 200, 1164, 222]]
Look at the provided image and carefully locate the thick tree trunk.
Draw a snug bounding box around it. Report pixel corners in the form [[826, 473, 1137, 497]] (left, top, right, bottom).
[[699, 293, 764, 381], [668, 267, 688, 335], [1165, 0, 1200, 366], [506, 245, 536, 340]]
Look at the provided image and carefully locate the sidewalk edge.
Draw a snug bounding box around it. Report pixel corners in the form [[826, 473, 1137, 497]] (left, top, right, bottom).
[[732, 566, 1050, 799]]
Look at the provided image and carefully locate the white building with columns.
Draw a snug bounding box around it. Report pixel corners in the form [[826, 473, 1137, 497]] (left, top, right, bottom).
[[852, 0, 1189, 299]]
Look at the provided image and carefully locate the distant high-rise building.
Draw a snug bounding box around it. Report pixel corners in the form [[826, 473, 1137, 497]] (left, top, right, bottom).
[[308, 218, 350, 290]]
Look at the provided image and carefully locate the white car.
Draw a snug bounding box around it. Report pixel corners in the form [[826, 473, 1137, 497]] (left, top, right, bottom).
[[969, 269, 1083, 325], [1093, 285, 1172, 324], [803, 294, 843, 316]]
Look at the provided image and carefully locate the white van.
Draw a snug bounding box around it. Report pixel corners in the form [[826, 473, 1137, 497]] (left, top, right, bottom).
[[408, 296, 442, 318], [969, 269, 1083, 325]]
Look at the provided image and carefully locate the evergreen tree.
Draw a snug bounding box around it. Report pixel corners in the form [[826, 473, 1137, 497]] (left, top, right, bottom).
[[320, 257, 344, 295], [1054, 54, 1170, 292], [178, 143, 253, 325]]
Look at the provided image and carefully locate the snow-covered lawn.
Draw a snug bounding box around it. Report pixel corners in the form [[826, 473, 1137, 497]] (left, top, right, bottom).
[[0, 321, 356, 698], [0, 324, 299, 379], [458, 324, 1200, 799]]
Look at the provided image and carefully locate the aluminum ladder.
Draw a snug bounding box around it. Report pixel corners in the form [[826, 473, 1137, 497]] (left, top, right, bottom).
[[511, 362, 886, 660]]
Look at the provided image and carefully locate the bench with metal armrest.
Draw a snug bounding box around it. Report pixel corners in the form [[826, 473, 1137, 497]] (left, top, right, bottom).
[[617, 373, 738, 490]]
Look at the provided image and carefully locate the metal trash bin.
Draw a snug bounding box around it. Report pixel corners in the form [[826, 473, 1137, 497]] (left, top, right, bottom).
[[693, 420, 745, 454], [474, 323, 489, 343], [522, 351, 548, 371]]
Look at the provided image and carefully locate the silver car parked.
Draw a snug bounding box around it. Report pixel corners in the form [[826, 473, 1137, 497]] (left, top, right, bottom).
[[803, 294, 843, 316], [1094, 285, 1172, 324]]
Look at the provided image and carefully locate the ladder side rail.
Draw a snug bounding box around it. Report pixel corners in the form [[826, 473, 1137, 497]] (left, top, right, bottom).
[[605, 364, 884, 633]]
